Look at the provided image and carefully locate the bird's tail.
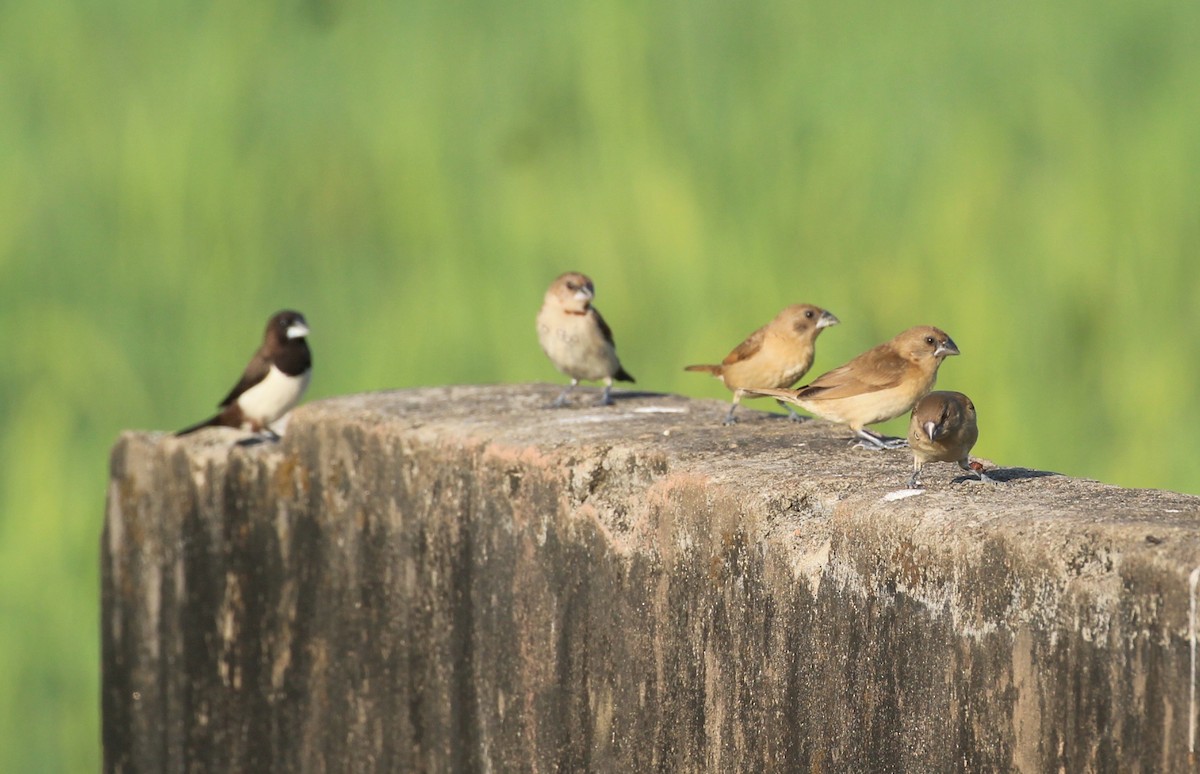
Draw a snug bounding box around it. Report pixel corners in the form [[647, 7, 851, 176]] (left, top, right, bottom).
[[615, 366, 635, 383], [176, 415, 220, 437], [739, 386, 803, 405], [684, 364, 721, 375]]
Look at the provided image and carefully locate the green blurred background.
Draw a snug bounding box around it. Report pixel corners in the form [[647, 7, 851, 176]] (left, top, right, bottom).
[[3, 0, 1199, 768]]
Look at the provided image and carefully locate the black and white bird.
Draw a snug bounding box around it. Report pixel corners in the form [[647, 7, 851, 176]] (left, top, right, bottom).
[[177, 310, 312, 438]]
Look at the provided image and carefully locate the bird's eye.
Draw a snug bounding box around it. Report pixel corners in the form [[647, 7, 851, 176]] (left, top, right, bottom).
[[925, 336, 936, 346], [566, 282, 578, 291], [805, 310, 814, 319]]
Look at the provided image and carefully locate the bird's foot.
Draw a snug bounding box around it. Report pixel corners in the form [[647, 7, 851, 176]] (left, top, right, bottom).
[[852, 430, 907, 451], [778, 401, 808, 423], [959, 461, 997, 484]]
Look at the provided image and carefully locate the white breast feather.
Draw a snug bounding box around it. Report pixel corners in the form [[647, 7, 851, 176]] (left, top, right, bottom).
[[235, 366, 310, 427]]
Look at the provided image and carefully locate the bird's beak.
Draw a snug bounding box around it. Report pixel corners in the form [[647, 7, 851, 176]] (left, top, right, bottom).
[[287, 322, 311, 340], [817, 311, 840, 329], [935, 337, 959, 357]]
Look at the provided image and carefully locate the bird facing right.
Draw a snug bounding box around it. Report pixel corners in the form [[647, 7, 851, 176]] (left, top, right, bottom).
[[741, 325, 960, 449], [907, 390, 991, 488], [684, 303, 839, 425], [536, 272, 635, 407], [176, 310, 312, 438]]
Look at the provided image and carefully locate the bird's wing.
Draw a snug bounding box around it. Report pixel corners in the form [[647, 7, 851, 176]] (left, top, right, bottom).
[[217, 349, 271, 407], [592, 308, 617, 349], [797, 344, 909, 401], [721, 325, 767, 367]]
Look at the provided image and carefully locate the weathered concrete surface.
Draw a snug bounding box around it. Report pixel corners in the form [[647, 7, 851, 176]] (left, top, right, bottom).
[[103, 385, 1200, 772]]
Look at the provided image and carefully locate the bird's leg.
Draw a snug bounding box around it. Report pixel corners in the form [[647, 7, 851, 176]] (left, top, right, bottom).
[[907, 465, 923, 489], [777, 400, 807, 423], [551, 380, 577, 408], [723, 392, 743, 425], [597, 377, 614, 407], [851, 428, 907, 450], [244, 420, 282, 444]]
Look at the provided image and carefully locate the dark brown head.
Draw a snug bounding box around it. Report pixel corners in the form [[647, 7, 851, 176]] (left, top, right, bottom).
[[265, 310, 310, 348], [912, 390, 976, 441]]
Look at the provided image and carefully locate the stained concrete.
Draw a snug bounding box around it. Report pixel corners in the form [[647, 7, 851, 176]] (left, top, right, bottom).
[[103, 385, 1200, 772]]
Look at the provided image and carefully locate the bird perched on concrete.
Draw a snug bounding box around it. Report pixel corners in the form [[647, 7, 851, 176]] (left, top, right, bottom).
[[743, 326, 959, 449], [907, 390, 991, 487], [684, 304, 839, 425], [177, 310, 312, 438], [537, 272, 634, 407]]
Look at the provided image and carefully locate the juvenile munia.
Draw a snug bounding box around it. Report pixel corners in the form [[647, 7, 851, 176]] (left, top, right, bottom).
[[907, 390, 991, 488], [685, 304, 839, 425], [743, 326, 959, 449]]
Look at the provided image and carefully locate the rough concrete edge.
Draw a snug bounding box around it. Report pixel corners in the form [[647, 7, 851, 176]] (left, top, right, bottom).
[[108, 386, 1200, 651]]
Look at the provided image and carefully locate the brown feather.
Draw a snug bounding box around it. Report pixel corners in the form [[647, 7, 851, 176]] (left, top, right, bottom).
[[721, 326, 766, 367], [593, 308, 617, 349], [740, 325, 959, 433], [796, 345, 909, 401], [217, 351, 272, 408]]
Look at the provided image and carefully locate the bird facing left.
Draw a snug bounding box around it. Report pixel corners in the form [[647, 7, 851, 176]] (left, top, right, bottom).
[[176, 310, 313, 438]]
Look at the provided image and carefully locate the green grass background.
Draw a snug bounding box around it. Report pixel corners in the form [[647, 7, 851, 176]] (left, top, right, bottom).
[[2, 0, 1199, 768]]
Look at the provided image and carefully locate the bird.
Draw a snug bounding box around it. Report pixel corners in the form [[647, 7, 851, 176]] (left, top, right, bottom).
[[536, 272, 634, 407], [684, 304, 839, 425], [907, 390, 991, 487], [176, 310, 312, 438], [742, 325, 959, 450]]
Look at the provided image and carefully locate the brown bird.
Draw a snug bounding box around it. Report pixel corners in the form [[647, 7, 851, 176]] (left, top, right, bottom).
[[537, 272, 634, 407], [743, 325, 960, 449], [177, 310, 312, 438], [907, 390, 991, 487], [685, 304, 839, 425]]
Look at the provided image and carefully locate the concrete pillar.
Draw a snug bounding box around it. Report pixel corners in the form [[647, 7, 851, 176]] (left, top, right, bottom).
[[103, 385, 1200, 771]]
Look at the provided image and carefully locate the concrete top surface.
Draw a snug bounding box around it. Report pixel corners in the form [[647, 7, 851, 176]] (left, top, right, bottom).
[[149, 383, 1200, 590]]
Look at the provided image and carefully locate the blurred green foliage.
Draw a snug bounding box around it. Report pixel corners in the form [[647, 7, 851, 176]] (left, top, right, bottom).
[[2, 0, 1198, 769]]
